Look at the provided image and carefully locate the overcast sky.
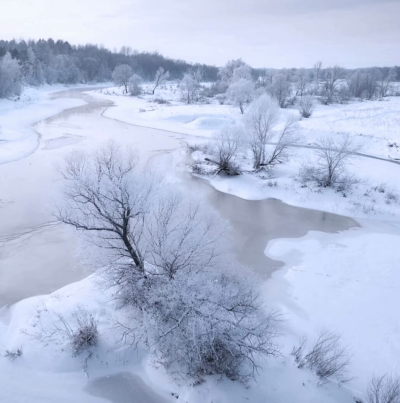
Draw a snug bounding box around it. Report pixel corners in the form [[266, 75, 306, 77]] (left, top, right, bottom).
[[0, 0, 399, 68]]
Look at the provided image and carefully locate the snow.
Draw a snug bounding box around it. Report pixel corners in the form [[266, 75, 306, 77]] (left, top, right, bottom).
[[0, 84, 110, 165], [0, 82, 399, 402], [91, 84, 240, 138], [265, 219, 400, 393]]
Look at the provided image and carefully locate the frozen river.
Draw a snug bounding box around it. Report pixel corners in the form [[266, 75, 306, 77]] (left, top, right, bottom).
[[0, 87, 357, 308]]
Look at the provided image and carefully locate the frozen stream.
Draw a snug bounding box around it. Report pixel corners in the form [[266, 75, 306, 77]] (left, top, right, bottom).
[[0, 87, 357, 308]]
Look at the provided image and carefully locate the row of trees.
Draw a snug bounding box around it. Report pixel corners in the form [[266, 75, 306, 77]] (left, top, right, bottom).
[[0, 38, 219, 98], [218, 60, 399, 112], [193, 92, 363, 193], [193, 94, 298, 174]]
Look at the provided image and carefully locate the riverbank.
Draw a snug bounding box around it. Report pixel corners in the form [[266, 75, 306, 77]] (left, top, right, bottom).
[[0, 84, 399, 403]]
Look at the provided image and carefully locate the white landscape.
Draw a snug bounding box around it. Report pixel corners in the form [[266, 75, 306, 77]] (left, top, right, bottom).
[[1, 4, 400, 403]]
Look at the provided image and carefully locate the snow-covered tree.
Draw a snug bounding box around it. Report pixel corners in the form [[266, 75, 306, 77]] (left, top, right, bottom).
[[227, 78, 255, 114], [270, 73, 291, 108], [299, 134, 362, 189], [218, 59, 247, 84], [0, 52, 22, 98], [152, 67, 170, 95], [56, 142, 281, 383], [232, 65, 252, 82], [322, 66, 343, 104], [179, 69, 202, 104], [112, 64, 133, 93], [128, 74, 143, 96], [294, 68, 311, 97], [377, 67, 396, 98], [244, 95, 280, 169]]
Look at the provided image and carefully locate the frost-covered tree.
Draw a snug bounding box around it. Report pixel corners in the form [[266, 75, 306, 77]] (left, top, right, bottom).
[[206, 124, 246, 175], [294, 68, 311, 97], [232, 65, 252, 82], [56, 141, 281, 383], [244, 95, 280, 169], [179, 69, 202, 104], [0, 52, 22, 98], [377, 67, 396, 98], [112, 64, 133, 93], [322, 66, 343, 104], [152, 67, 170, 95], [312, 61, 323, 93], [128, 74, 143, 96], [227, 78, 255, 114], [270, 73, 291, 108], [218, 59, 247, 84], [299, 134, 362, 189]]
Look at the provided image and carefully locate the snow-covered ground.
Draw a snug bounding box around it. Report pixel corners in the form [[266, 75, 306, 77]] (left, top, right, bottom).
[[0, 83, 399, 402], [0, 85, 95, 164]]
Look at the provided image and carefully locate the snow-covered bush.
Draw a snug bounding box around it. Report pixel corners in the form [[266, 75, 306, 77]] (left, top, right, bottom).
[[227, 78, 255, 114], [27, 306, 99, 357], [134, 269, 281, 383], [299, 134, 362, 189], [365, 374, 400, 403], [204, 124, 246, 175], [298, 95, 315, 118], [293, 330, 352, 384], [128, 74, 143, 96]]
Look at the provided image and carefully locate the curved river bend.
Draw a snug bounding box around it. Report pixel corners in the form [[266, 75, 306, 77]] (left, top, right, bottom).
[[0, 87, 357, 307]]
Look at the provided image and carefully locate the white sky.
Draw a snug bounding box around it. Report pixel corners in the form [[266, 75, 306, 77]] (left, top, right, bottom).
[[0, 0, 399, 68]]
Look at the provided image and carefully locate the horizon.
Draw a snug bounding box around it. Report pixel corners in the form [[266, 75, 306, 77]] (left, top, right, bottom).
[[1, 0, 399, 69]]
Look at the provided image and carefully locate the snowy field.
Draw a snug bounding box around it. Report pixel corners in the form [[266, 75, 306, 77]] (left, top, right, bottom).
[[0, 83, 399, 402]]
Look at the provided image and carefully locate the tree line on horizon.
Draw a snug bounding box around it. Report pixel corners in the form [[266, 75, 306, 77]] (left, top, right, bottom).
[[0, 38, 399, 99]]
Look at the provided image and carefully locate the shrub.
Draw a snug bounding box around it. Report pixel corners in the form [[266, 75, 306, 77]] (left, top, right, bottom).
[[293, 330, 352, 384], [298, 95, 315, 118], [365, 374, 400, 403]]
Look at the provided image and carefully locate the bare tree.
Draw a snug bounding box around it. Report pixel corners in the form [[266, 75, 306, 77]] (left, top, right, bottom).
[[298, 95, 315, 118], [299, 134, 362, 189], [152, 67, 170, 95], [55, 142, 153, 279], [112, 64, 133, 93], [227, 78, 255, 114], [366, 374, 400, 403], [205, 124, 246, 175], [244, 94, 280, 169]]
